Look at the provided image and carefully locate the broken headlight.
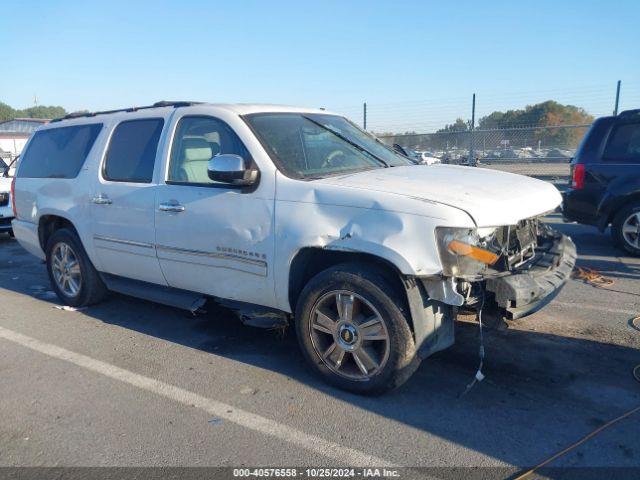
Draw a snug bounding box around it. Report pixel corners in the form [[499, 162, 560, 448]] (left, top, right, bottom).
[[436, 227, 500, 278]]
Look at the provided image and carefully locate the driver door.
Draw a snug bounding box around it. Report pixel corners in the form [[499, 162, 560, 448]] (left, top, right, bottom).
[[154, 114, 276, 307]]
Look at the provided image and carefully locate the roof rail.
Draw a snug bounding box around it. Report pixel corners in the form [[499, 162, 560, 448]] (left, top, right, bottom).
[[51, 101, 203, 122], [152, 101, 202, 108], [618, 108, 640, 118]]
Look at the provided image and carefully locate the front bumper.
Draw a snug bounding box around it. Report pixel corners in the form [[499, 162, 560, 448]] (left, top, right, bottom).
[[485, 233, 576, 319]]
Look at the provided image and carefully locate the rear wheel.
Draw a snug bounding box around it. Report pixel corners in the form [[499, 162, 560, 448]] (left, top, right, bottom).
[[612, 202, 640, 256], [295, 263, 419, 395], [46, 228, 108, 307]]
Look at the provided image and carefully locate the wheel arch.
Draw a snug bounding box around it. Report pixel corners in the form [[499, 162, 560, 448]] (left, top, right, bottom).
[[599, 192, 640, 230], [288, 247, 408, 318], [38, 214, 79, 251]]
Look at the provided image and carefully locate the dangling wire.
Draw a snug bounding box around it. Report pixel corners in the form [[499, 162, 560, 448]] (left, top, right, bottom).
[[459, 287, 486, 398]]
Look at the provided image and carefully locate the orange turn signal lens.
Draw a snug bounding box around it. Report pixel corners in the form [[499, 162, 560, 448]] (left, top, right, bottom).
[[448, 239, 499, 265]]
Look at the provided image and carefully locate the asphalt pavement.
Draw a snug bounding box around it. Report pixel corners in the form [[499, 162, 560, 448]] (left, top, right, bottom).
[[0, 216, 639, 477]]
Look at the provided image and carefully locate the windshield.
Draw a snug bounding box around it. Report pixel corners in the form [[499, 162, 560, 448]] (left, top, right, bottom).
[[244, 113, 412, 179]]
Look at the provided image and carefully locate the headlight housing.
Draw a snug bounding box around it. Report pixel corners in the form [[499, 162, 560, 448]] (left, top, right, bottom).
[[436, 227, 500, 278]]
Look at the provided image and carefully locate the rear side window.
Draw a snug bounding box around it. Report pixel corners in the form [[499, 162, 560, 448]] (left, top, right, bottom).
[[103, 118, 164, 183], [604, 123, 640, 163], [18, 124, 102, 179], [573, 118, 611, 160]]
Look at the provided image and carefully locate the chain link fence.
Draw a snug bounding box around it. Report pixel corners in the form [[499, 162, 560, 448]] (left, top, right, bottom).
[[378, 124, 590, 182], [327, 81, 640, 184]]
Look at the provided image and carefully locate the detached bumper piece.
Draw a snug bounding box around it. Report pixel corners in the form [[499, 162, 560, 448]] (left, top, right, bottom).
[[485, 233, 576, 319]]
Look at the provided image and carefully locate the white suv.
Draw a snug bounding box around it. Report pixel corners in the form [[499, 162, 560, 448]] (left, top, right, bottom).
[[12, 102, 575, 394]]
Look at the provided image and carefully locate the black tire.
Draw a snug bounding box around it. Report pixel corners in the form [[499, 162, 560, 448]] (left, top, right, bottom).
[[8, 229, 14, 238], [295, 262, 419, 395], [45, 228, 108, 307], [611, 201, 640, 256]]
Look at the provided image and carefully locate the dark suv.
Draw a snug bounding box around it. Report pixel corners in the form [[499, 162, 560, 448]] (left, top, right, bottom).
[[563, 109, 640, 255]]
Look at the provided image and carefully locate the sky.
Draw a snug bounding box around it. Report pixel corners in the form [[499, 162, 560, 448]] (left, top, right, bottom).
[[1, 0, 639, 131]]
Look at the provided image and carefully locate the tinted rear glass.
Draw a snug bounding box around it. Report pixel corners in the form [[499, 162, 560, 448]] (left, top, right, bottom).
[[571, 117, 613, 163], [604, 122, 640, 162], [103, 118, 164, 183], [18, 124, 102, 179]]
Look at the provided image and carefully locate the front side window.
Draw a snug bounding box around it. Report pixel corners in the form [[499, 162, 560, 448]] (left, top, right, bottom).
[[168, 116, 250, 184], [103, 118, 164, 183], [604, 123, 640, 163], [244, 113, 411, 179], [17, 124, 102, 179]]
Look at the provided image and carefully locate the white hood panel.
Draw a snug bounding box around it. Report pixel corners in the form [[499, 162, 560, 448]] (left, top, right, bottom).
[[318, 165, 562, 227]]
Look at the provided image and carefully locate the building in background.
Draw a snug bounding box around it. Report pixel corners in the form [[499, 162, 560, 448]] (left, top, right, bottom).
[[0, 118, 49, 160]]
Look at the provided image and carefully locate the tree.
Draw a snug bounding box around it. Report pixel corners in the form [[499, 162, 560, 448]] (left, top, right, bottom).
[[476, 101, 594, 149], [437, 118, 469, 133], [0, 101, 68, 121], [15, 105, 67, 120], [0, 102, 15, 122]]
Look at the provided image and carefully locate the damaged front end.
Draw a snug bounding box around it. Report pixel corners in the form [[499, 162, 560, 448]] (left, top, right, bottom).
[[431, 217, 576, 319], [405, 217, 576, 360]]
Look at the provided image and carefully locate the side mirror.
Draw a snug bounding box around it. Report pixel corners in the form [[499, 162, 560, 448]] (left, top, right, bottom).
[[207, 154, 258, 186], [393, 143, 407, 156]]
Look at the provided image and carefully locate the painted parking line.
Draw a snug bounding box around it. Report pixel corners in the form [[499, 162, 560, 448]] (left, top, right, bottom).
[[0, 325, 395, 467], [551, 301, 638, 316]]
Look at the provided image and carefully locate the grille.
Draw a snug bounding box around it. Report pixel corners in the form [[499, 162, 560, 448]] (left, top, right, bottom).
[[0, 192, 8, 207], [490, 218, 541, 270]]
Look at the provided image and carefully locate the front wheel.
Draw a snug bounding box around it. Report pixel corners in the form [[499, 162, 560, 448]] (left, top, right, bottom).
[[295, 263, 419, 395]]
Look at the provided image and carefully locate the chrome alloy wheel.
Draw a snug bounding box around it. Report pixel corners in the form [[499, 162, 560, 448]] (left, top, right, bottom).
[[309, 290, 390, 381], [51, 242, 82, 297], [622, 212, 640, 249]]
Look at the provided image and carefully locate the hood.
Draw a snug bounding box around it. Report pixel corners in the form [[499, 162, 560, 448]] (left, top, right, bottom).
[[317, 164, 562, 226]]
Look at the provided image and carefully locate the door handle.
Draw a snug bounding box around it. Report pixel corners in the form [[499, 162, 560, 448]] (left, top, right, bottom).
[[159, 202, 185, 213], [91, 194, 112, 205]]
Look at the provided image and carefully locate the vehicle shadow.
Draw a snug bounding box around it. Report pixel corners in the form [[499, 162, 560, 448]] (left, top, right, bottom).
[[1, 234, 639, 472]]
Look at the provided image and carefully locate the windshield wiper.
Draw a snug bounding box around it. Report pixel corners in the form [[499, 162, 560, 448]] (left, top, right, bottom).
[[302, 116, 389, 168]]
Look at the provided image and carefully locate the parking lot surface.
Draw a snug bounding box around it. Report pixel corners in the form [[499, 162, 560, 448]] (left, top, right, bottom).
[[1, 216, 639, 473]]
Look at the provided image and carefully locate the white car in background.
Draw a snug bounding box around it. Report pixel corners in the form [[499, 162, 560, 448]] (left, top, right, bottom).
[[12, 102, 575, 394], [419, 152, 442, 165], [0, 158, 16, 236]]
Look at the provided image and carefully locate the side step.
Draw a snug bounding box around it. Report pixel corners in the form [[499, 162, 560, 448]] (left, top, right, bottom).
[[100, 273, 206, 313], [216, 299, 290, 329]]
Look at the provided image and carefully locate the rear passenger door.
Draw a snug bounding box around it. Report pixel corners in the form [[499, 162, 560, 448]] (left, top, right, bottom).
[[89, 118, 167, 285]]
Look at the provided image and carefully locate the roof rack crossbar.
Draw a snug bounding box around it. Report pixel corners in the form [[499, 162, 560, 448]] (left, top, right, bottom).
[[52, 101, 203, 122]]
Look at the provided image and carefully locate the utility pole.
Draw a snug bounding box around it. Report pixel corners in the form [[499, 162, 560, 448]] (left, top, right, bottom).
[[363, 102, 367, 130], [470, 93, 476, 166], [613, 80, 621, 115]]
